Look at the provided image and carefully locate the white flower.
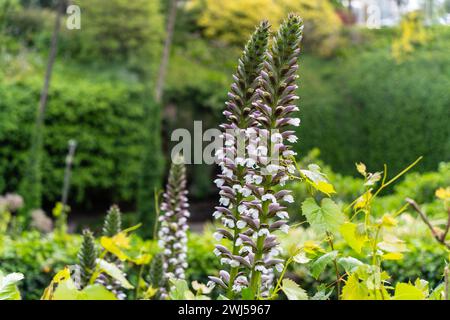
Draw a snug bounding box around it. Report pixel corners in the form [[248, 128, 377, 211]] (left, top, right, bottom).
[[283, 194, 294, 203], [271, 133, 283, 143], [213, 211, 222, 219], [287, 165, 296, 174], [288, 118, 300, 126], [255, 265, 268, 273], [224, 219, 235, 228], [266, 164, 282, 175], [225, 138, 234, 146], [258, 228, 270, 236], [253, 175, 263, 185], [220, 258, 231, 265], [239, 187, 252, 197], [280, 224, 289, 234], [276, 211, 289, 219], [239, 246, 252, 254], [275, 263, 284, 273], [287, 135, 298, 143], [280, 175, 289, 186], [213, 248, 221, 256], [283, 150, 296, 157], [245, 158, 256, 168], [238, 204, 247, 214], [235, 237, 243, 246], [244, 174, 254, 184], [222, 167, 233, 178], [232, 184, 242, 192], [257, 146, 268, 156], [230, 260, 240, 267], [269, 248, 280, 256], [219, 197, 230, 206], [207, 281, 216, 290], [213, 232, 223, 241], [236, 220, 247, 229], [262, 194, 276, 203], [232, 284, 243, 293], [214, 178, 225, 188], [238, 157, 248, 166], [248, 208, 259, 219]]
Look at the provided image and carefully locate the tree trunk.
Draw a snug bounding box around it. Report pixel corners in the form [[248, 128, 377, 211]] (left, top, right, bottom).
[[155, 0, 178, 103], [21, 0, 65, 215]]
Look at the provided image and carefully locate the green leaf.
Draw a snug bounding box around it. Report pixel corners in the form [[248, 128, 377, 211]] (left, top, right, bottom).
[[302, 198, 345, 235], [169, 279, 194, 300], [0, 271, 24, 300], [310, 251, 338, 279], [393, 283, 425, 300], [310, 284, 333, 300], [281, 279, 308, 300], [96, 258, 134, 289], [339, 222, 365, 253], [337, 257, 364, 273]]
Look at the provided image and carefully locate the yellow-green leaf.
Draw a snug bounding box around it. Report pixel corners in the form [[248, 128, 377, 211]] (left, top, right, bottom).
[[339, 222, 365, 254], [393, 283, 425, 300], [341, 273, 369, 300]]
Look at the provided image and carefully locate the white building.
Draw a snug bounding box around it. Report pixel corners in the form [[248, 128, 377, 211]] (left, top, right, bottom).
[[342, 0, 449, 27]]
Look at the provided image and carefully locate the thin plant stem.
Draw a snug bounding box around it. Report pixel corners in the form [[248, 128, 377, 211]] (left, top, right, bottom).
[[326, 231, 340, 299]]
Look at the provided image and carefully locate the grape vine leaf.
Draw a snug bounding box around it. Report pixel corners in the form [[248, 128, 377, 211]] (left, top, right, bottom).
[[341, 273, 369, 300], [302, 197, 345, 234], [310, 251, 338, 279], [281, 279, 308, 300], [393, 283, 425, 300], [96, 259, 134, 289], [337, 257, 364, 273], [339, 222, 365, 253], [0, 271, 24, 300]]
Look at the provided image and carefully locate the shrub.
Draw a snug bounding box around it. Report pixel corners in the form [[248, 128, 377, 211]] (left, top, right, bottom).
[[60, 0, 164, 72], [0, 71, 153, 209]]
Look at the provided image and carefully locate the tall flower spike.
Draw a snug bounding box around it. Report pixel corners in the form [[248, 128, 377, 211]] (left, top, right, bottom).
[[209, 21, 270, 298], [158, 154, 190, 298], [102, 205, 122, 237], [246, 13, 304, 298], [78, 229, 97, 289], [97, 205, 127, 300], [148, 253, 165, 299]]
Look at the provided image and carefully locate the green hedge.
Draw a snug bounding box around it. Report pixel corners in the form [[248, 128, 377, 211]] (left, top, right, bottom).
[[0, 71, 151, 209]]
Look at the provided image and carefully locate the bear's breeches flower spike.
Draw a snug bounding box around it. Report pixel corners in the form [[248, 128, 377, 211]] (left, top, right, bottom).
[[158, 155, 190, 297], [210, 14, 303, 299]]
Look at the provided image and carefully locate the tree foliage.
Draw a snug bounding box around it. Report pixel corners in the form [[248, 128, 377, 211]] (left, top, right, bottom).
[[188, 0, 342, 56]]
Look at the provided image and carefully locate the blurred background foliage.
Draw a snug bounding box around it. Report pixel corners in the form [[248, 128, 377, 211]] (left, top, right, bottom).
[[0, 0, 449, 218]]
